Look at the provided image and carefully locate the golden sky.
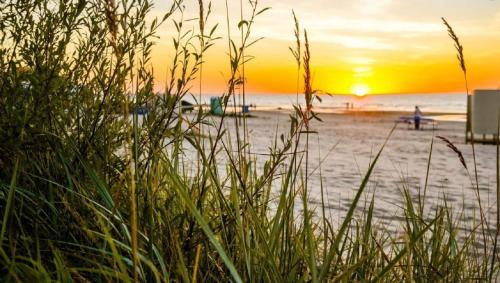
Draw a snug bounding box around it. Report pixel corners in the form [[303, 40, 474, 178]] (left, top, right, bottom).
[[151, 0, 500, 95]]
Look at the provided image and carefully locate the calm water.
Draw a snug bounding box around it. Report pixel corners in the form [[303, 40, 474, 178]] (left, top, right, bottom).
[[185, 93, 467, 114]]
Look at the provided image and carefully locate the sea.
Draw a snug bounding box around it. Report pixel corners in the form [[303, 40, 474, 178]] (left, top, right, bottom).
[[184, 93, 468, 121]]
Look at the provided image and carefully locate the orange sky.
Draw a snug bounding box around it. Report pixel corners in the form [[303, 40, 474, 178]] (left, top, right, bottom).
[[150, 0, 500, 95]]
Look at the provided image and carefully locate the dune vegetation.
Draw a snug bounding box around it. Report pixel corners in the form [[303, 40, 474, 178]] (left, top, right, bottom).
[[0, 0, 498, 282]]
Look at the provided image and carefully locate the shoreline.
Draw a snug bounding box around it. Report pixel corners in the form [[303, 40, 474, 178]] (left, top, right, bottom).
[[251, 108, 466, 116], [213, 107, 468, 122]]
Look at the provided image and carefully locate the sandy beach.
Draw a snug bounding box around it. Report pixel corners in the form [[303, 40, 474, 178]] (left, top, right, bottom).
[[197, 109, 498, 233]]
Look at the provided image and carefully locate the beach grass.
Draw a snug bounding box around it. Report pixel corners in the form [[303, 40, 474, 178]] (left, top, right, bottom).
[[0, 0, 498, 282]]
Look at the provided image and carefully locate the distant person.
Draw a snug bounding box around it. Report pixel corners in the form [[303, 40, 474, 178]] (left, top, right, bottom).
[[414, 106, 422, 130]]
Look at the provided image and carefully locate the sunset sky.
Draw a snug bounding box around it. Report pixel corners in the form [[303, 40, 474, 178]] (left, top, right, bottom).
[[151, 0, 500, 95]]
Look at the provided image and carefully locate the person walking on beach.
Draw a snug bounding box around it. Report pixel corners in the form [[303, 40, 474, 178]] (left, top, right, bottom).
[[414, 106, 422, 130]]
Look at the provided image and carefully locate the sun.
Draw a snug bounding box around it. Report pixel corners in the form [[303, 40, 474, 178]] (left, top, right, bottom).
[[352, 84, 370, 97]]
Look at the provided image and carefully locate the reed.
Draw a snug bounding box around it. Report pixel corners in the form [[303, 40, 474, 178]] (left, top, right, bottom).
[[290, 10, 301, 105], [442, 17, 490, 261]]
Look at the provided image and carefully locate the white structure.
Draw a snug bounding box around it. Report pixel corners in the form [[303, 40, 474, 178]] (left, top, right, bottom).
[[466, 89, 500, 143]]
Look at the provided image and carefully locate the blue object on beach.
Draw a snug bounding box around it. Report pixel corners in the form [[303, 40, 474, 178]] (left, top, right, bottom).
[[210, 96, 223, 116], [242, 105, 249, 113], [132, 105, 149, 115]]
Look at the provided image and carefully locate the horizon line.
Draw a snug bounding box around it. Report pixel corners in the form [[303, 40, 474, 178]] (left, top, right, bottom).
[[173, 91, 470, 96]]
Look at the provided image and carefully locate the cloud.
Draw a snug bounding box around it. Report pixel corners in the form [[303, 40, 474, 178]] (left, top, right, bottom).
[[150, 0, 500, 56], [318, 18, 442, 34], [357, 0, 394, 15], [353, 66, 373, 77], [327, 35, 396, 50], [345, 57, 375, 65]]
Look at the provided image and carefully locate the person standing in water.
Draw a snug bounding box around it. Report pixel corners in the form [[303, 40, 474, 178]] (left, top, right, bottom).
[[414, 106, 422, 130]]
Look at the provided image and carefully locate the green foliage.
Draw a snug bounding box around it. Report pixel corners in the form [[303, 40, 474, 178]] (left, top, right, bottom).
[[0, 1, 497, 282]]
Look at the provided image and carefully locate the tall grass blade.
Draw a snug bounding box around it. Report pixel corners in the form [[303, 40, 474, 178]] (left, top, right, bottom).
[[318, 125, 395, 281]]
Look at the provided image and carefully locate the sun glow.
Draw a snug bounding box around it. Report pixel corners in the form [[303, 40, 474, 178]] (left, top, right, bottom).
[[352, 84, 370, 96]]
